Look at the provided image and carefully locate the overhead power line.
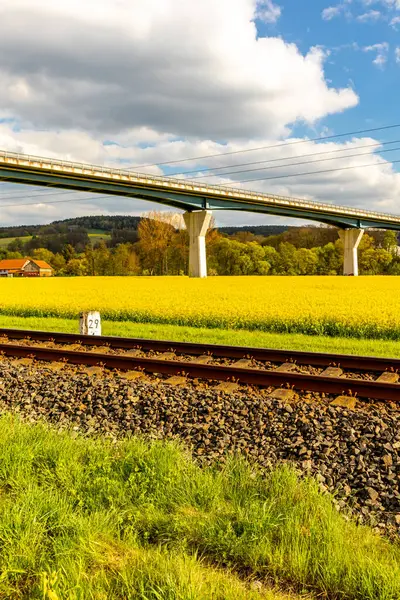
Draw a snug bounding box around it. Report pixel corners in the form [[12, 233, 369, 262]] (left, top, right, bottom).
[[1, 138, 400, 205], [1, 158, 399, 211], [131, 122, 400, 169], [171, 138, 400, 178], [1, 131, 399, 209], [224, 157, 400, 186], [0, 193, 115, 210], [0, 188, 88, 203], [189, 144, 400, 181]]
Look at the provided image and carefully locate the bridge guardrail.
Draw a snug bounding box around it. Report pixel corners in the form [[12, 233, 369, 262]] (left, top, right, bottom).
[[1, 148, 400, 224]]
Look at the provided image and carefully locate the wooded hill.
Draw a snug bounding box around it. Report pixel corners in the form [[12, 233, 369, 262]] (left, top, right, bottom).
[[0, 215, 142, 239]]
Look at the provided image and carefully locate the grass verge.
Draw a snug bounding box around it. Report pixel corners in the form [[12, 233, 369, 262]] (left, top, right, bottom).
[[2, 314, 400, 358], [0, 416, 398, 599]]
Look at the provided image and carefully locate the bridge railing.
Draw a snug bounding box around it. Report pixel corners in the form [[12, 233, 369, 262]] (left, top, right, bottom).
[[1, 148, 400, 223]]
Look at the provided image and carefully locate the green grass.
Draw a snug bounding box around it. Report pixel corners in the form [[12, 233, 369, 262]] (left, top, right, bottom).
[[87, 229, 110, 235], [88, 232, 111, 245], [2, 314, 400, 358], [0, 236, 32, 248], [0, 232, 108, 249], [0, 416, 398, 599]]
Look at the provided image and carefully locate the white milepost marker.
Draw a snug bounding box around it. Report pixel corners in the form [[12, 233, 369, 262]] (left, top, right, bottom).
[[80, 311, 102, 336]]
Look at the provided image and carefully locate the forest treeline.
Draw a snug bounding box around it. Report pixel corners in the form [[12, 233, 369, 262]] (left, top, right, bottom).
[[0, 215, 142, 239], [1, 212, 399, 276]]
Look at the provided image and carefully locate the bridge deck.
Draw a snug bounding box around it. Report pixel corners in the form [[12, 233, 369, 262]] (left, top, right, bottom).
[[1, 149, 400, 230]]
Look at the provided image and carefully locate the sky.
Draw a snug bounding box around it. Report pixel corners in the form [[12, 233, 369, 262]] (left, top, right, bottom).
[[0, 0, 399, 228]]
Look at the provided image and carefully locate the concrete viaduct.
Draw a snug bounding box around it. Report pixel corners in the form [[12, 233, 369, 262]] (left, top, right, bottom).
[[1, 149, 400, 277]]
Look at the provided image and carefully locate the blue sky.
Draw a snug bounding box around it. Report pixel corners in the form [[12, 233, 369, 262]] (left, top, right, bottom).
[[261, 0, 399, 143], [0, 0, 399, 227]]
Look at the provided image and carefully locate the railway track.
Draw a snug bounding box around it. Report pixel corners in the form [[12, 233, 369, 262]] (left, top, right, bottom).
[[0, 328, 399, 402]]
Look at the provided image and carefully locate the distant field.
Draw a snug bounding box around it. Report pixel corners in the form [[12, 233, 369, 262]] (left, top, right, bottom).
[[0, 236, 32, 248], [87, 229, 108, 234], [88, 230, 111, 245], [0, 231, 110, 249], [0, 275, 400, 340]]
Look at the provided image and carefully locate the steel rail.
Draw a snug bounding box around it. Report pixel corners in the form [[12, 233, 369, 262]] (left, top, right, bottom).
[[1, 328, 399, 372], [1, 340, 399, 402]]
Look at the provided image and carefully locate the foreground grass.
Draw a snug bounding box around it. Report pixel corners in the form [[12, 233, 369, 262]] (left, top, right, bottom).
[[2, 314, 400, 358], [0, 417, 399, 599]]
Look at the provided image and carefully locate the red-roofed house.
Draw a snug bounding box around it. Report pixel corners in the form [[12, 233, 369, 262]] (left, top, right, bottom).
[[0, 258, 53, 277]]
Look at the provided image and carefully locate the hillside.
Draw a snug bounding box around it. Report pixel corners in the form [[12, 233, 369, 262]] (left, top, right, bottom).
[[219, 225, 289, 236], [0, 215, 142, 239], [0, 216, 292, 240]]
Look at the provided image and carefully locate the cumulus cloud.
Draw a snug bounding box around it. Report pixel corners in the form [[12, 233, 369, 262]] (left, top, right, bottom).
[[362, 0, 400, 8], [0, 0, 357, 141], [0, 0, 399, 228], [356, 9, 382, 21], [322, 5, 345, 20], [321, 1, 354, 20], [255, 0, 281, 23], [377, 0, 400, 8], [395, 46, 400, 61], [325, 0, 400, 24], [363, 42, 389, 66]]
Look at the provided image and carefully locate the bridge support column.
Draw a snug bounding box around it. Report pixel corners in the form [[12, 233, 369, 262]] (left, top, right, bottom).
[[183, 210, 212, 278], [339, 229, 364, 276]]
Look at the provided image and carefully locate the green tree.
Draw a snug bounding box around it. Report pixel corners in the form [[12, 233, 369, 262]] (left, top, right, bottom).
[[314, 242, 342, 275], [4, 251, 23, 259], [208, 238, 244, 275], [51, 253, 67, 274], [32, 248, 56, 265], [263, 246, 279, 273], [294, 248, 318, 275], [276, 242, 297, 275], [84, 245, 96, 276], [63, 244, 76, 262], [93, 241, 111, 276], [62, 258, 88, 276], [112, 244, 140, 276], [383, 230, 398, 253], [359, 248, 392, 274], [7, 238, 24, 253]]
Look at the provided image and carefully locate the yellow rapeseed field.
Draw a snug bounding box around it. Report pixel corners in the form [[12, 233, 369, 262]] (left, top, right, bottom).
[[0, 276, 398, 339]]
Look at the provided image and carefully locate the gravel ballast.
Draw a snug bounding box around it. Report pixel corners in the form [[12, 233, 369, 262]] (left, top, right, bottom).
[[0, 358, 399, 538]]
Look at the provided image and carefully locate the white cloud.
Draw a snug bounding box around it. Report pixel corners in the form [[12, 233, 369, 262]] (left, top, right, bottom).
[[362, 0, 400, 8], [390, 15, 400, 26], [326, 0, 400, 24], [356, 9, 382, 21], [0, 0, 357, 142], [363, 42, 389, 67], [382, 0, 400, 8], [0, 0, 397, 228], [322, 5, 344, 20], [321, 1, 354, 20], [395, 46, 400, 61], [255, 0, 281, 23]]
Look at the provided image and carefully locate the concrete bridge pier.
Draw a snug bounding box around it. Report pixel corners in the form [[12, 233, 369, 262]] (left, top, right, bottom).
[[339, 229, 364, 276], [183, 210, 212, 278]]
